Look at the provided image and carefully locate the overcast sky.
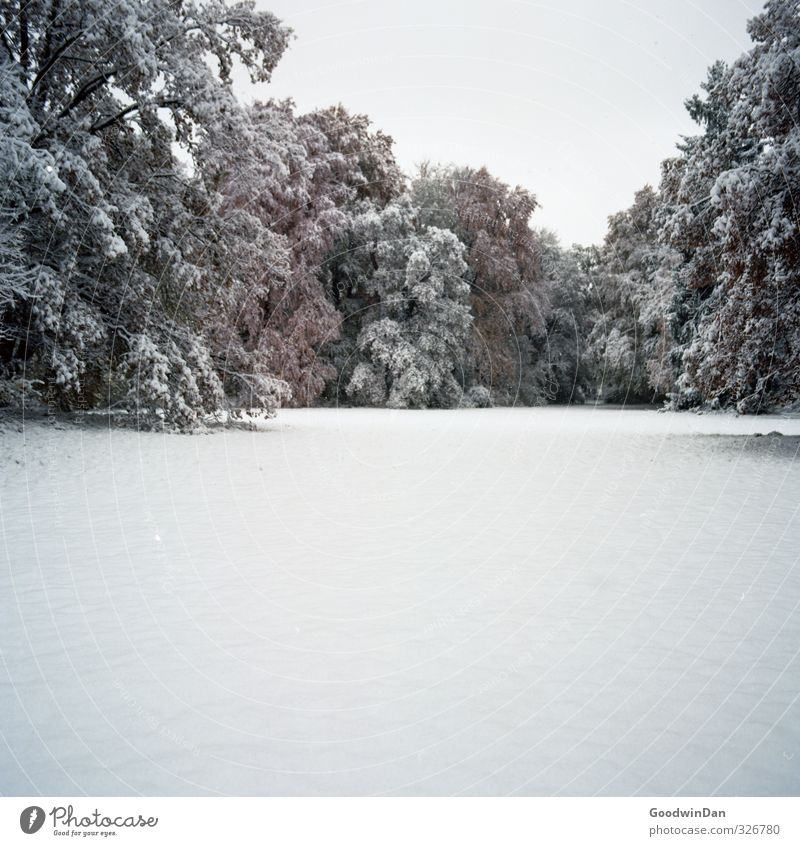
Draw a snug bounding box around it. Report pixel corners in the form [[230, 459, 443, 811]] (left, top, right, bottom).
[[235, 0, 764, 246]]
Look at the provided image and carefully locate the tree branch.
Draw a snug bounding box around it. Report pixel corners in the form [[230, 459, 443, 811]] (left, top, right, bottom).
[[58, 68, 117, 118], [19, 5, 30, 78], [0, 28, 13, 61], [29, 32, 84, 97], [89, 102, 139, 133], [90, 98, 183, 133]]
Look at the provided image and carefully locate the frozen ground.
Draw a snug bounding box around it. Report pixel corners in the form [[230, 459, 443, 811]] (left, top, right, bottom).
[[1, 406, 799, 796]]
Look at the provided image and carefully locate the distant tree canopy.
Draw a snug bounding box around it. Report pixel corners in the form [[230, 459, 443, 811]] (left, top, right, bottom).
[[1, 0, 798, 426]]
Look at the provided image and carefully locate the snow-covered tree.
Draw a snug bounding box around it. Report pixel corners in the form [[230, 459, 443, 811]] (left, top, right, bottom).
[[208, 100, 404, 406], [411, 165, 548, 404], [255, 102, 404, 406], [660, 0, 800, 412], [586, 186, 679, 404], [324, 197, 472, 408], [532, 233, 594, 404], [0, 0, 291, 426]]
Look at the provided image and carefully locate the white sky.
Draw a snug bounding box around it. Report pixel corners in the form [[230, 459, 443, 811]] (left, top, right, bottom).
[[235, 0, 763, 245]]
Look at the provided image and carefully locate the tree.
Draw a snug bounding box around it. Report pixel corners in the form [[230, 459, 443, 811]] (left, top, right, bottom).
[[587, 186, 679, 404], [411, 165, 547, 404], [323, 197, 472, 408], [533, 233, 594, 404], [223, 101, 404, 406], [660, 0, 800, 412], [0, 0, 291, 427]]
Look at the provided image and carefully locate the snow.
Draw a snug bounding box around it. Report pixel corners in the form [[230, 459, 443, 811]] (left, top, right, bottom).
[[2, 406, 799, 796]]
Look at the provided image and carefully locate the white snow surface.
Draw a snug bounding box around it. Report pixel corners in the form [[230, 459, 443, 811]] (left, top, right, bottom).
[[2, 406, 800, 796]]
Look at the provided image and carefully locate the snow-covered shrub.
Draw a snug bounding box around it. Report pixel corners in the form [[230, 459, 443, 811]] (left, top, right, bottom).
[[462, 385, 492, 408], [345, 362, 387, 406]]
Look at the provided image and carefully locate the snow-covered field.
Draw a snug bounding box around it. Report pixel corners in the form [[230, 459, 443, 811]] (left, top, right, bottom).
[[2, 406, 799, 796]]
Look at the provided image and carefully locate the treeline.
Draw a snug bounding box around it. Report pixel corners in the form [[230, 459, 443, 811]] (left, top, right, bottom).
[[1, 0, 797, 427]]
